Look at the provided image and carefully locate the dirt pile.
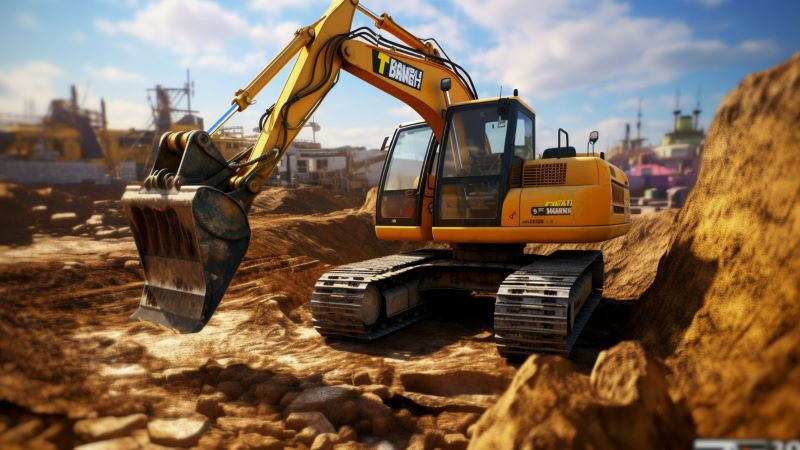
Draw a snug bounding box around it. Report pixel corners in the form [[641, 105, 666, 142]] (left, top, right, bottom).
[[251, 186, 364, 216], [628, 52, 800, 438], [359, 187, 378, 218], [469, 342, 694, 449], [527, 210, 677, 300]]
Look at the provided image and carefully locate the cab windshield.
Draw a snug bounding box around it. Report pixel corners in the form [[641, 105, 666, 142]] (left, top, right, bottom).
[[442, 106, 508, 178], [437, 105, 509, 221]]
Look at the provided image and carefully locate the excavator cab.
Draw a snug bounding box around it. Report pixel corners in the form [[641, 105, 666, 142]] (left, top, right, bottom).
[[376, 97, 537, 239]]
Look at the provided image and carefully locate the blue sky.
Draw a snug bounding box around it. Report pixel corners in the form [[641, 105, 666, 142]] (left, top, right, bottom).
[[0, 0, 798, 150]]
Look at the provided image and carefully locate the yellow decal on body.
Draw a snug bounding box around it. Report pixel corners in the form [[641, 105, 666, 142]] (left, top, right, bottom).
[[531, 199, 573, 216], [544, 200, 572, 207], [372, 50, 424, 90]]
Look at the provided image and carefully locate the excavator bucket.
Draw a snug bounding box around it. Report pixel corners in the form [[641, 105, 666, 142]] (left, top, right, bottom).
[[122, 130, 253, 332]]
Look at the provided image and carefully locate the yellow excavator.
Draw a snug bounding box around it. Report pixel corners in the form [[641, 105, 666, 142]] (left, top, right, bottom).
[[122, 0, 631, 356]]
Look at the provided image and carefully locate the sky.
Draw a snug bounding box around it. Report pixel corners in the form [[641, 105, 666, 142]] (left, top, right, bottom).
[[0, 0, 798, 151]]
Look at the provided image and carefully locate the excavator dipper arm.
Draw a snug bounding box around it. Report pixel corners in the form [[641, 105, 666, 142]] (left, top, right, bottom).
[[122, 0, 474, 332]]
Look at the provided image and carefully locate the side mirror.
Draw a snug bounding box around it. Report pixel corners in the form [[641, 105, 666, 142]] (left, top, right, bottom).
[[440, 78, 451, 92], [380, 136, 389, 152], [589, 130, 599, 144]]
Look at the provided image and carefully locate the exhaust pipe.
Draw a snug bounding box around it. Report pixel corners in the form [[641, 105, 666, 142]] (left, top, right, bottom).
[[122, 130, 256, 332]]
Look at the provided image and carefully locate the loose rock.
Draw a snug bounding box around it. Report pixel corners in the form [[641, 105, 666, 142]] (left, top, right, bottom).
[[74, 437, 140, 450], [285, 411, 335, 434], [228, 432, 282, 450], [146, 417, 208, 447], [74, 414, 147, 442], [310, 432, 338, 450], [195, 393, 226, 419]]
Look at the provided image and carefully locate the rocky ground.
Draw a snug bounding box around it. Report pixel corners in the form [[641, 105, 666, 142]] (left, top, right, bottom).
[[0, 54, 798, 449]]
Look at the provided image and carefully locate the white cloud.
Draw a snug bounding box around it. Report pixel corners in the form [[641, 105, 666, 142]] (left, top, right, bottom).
[[94, 0, 301, 73], [248, 0, 322, 14], [97, 0, 139, 7], [15, 12, 39, 29], [250, 21, 301, 45], [314, 124, 396, 149], [457, 0, 778, 96], [186, 51, 268, 73], [363, 0, 467, 52], [365, 0, 441, 20], [95, 0, 247, 56], [387, 104, 418, 121], [0, 61, 62, 115], [86, 65, 146, 83]]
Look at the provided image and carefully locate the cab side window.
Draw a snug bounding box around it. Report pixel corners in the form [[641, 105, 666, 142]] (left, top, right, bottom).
[[514, 113, 534, 160]]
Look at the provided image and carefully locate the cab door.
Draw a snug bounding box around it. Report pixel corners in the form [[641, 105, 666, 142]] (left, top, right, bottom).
[[434, 102, 512, 227], [375, 123, 437, 241]]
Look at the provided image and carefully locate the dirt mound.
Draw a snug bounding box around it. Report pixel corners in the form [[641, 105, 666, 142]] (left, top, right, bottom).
[[359, 186, 378, 216], [251, 186, 363, 216], [469, 341, 693, 449], [627, 52, 800, 438], [527, 209, 677, 300]]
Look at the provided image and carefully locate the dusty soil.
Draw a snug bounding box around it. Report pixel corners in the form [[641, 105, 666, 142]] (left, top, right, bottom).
[[0, 178, 673, 449], [1, 54, 798, 449]]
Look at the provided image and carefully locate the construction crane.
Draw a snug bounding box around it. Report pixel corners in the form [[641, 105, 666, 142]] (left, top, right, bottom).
[[121, 0, 631, 356]]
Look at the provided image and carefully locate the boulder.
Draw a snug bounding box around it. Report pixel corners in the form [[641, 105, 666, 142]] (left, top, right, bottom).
[[468, 342, 694, 449], [215, 417, 286, 439], [351, 370, 371, 386], [85, 214, 104, 227], [337, 425, 356, 442], [94, 228, 118, 239], [295, 426, 320, 446], [228, 433, 282, 450], [444, 433, 469, 450], [310, 432, 339, 450], [74, 437, 140, 450], [122, 259, 140, 271], [146, 417, 208, 447], [251, 380, 291, 405], [195, 392, 226, 419], [74, 414, 148, 442], [435, 412, 479, 434], [217, 380, 246, 400], [50, 212, 79, 227], [285, 411, 335, 434], [287, 386, 359, 426]]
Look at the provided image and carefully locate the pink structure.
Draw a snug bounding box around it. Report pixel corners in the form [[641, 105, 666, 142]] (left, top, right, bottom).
[[626, 163, 678, 191]]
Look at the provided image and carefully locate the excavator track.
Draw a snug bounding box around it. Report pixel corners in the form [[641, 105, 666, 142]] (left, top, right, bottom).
[[494, 250, 603, 356], [311, 250, 449, 340]]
